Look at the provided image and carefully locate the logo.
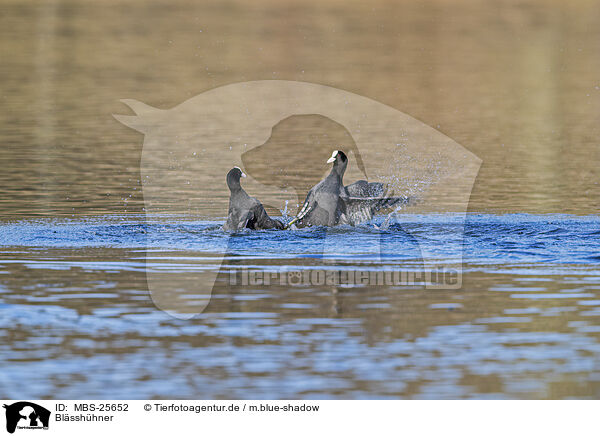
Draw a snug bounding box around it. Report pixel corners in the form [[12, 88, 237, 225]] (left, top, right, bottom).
[[114, 80, 481, 318], [3, 402, 50, 434]]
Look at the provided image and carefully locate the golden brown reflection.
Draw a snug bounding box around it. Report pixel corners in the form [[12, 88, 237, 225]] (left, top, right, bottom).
[[1, 0, 599, 216]]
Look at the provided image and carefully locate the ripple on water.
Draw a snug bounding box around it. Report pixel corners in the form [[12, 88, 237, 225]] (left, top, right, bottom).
[[0, 213, 599, 398]]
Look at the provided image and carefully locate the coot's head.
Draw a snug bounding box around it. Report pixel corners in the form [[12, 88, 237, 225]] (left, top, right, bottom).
[[326, 150, 348, 175], [226, 166, 246, 191]]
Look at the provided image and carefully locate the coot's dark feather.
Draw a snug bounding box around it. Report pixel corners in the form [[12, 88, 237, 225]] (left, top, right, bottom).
[[223, 167, 284, 231], [290, 151, 415, 227]]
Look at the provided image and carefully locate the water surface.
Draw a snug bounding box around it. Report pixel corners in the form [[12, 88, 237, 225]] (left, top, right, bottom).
[[0, 214, 598, 399], [2, 0, 600, 399]]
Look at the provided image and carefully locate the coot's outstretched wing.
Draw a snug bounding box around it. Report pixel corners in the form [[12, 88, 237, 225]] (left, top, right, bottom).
[[339, 188, 416, 226], [345, 180, 385, 197], [285, 188, 315, 228]]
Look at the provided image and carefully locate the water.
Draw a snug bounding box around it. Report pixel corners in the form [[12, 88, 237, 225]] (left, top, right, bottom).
[[0, 214, 599, 399]]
